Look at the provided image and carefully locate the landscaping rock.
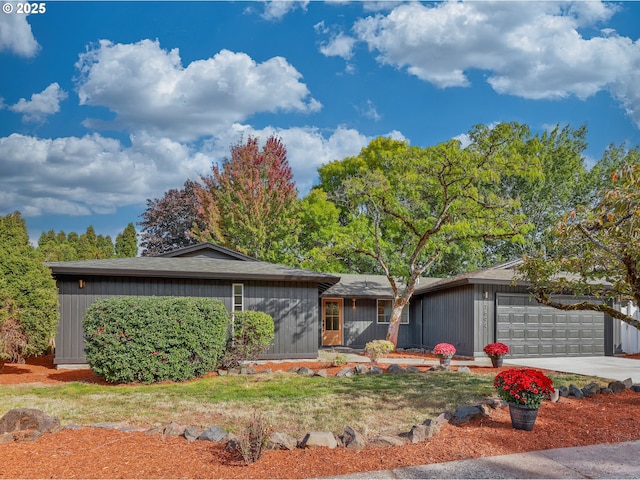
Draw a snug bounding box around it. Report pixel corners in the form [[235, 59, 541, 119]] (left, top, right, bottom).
[[342, 426, 366, 450], [0, 409, 61, 443], [557, 385, 570, 397], [228, 368, 240, 376], [426, 412, 451, 427], [601, 387, 614, 394], [217, 369, 228, 376], [370, 435, 405, 447], [184, 427, 201, 442], [240, 367, 257, 375], [569, 384, 584, 399], [297, 367, 315, 376], [369, 366, 384, 375], [451, 404, 491, 425], [354, 364, 369, 375], [406, 366, 420, 373], [608, 380, 627, 394], [62, 423, 82, 431], [582, 382, 601, 397], [387, 364, 406, 374], [163, 421, 185, 437], [457, 366, 471, 373], [549, 388, 560, 403], [259, 368, 273, 374], [623, 378, 633, 389], [632, 384, 640, 393], [314, 369, 328, 378], [407, 424, 429, 443], [145, 426, 164, 435], [429, 365, 447, 372], [483, 398, 506, 409], [225, 436, 240, 452], [198, 425, 228, 442], [300, 431, 338, 449], [336, 367, 354, 378], [269, 432, 298, 450]]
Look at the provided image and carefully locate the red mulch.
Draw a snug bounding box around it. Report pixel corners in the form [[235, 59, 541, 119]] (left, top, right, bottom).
[[1, 354, 639, 478]]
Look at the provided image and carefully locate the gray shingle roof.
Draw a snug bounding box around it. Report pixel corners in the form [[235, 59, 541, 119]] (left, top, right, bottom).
[[414, 260, 522, 294], [322, 273, 442, 298], [46, 257, 340, 284]]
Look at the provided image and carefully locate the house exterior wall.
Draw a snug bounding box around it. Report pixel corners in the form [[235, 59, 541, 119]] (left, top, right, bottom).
[[54, 275, 319, 366], [420, 285, 475, 357], [338, 298, 420, 349]]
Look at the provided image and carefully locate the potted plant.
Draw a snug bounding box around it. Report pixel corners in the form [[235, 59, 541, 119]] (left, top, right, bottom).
[[483, 342, 510, 367], [494, 368, 554, 431], [432, 343, 456, 369]]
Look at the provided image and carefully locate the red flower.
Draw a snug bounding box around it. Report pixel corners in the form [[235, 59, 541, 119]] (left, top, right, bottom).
[[494, 368, 554, 409], [483, 342, 510, 357]]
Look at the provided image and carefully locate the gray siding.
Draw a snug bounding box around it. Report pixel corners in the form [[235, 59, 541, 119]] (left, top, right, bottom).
[[54, 275, 319, 365], [340, 298, 417, 349], [420, 285, 475, 357]]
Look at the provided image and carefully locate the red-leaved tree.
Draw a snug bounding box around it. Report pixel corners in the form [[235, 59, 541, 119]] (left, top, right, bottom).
[[195, 135, 300, 263]]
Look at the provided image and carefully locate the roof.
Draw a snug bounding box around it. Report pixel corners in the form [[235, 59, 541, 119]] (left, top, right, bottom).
[[46, 257, 341, 286], [157, 242, 257, 261], [415, 260, 523, 294], [322, 273, 442, 298]]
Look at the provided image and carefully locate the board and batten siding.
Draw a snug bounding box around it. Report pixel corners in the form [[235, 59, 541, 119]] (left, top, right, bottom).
[[420, 285, 475, 357], [54, 275, 320, 366], [339, 298, 420, 349]]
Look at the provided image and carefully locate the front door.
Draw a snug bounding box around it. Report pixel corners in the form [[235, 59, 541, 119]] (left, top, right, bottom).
[[322, 299, 343, 346]]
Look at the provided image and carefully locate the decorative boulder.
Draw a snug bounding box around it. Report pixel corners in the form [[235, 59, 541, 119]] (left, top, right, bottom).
[[387, 364, 406, 374], [342, 426, 366, 450], [269, 431, 298, 450], [608, 381, 627, 394], [297, 367, 315, 376], [336, 367, 354, 378], [0, 408, 61, 443], [163, 421, 185, 437], [300, 431, 338, 449], [198, 425, 228, 442]]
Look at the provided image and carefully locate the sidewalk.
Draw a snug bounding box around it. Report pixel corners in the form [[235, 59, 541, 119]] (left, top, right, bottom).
[[323, 440, 640, 479]]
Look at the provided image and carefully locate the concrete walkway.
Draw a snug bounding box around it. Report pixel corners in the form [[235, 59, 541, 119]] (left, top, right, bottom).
[[323, 440, 640, 479], [504, 356, 639, 383]]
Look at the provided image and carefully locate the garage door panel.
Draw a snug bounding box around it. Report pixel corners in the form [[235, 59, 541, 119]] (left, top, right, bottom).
[[496, 294, 605, 358]]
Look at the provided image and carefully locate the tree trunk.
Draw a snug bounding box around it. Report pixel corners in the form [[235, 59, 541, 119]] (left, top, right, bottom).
[[385, 304, 406, 347]]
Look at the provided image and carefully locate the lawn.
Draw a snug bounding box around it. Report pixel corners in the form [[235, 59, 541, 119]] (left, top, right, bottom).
[[0, 370, 605, 438]]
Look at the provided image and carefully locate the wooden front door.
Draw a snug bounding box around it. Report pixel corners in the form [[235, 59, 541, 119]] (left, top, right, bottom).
[[322, 299, 343, 346]]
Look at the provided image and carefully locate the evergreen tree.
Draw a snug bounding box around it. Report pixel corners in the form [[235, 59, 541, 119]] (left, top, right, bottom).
[[115, 223, 138, 257], [0, 212, 59, 358]]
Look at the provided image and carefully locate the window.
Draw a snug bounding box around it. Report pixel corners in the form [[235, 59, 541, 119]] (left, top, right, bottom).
[[232, 283, 244, 312], [377, 299, 409, 324]]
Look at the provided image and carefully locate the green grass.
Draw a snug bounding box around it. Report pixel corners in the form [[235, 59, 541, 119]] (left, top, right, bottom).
[[0, 370, 610, 438]]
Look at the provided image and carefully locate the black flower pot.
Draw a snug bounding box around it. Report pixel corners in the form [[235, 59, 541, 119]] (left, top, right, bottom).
[[491, 356, 503, 368], [508, 403, 539, 431]]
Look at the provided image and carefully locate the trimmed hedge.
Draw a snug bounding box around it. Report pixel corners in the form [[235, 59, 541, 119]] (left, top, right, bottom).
[[222, 311, 275, 368], [83, 296, 228, 383]]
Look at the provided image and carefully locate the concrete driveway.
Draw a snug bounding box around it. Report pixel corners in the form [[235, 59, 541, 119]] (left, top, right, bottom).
[[504, 356, 639, 383]]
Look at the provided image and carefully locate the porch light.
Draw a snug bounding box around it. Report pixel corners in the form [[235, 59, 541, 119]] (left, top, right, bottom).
[[352, 298, 357, 309], [78, 279, 85, 289]]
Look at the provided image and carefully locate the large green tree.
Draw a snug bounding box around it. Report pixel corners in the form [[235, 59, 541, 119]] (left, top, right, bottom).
[[115, 222, 138, 257], [196, 135, 301, 264], [519, 152, 640, 330], [483, 124, 591, 263], [320, 123, 542, 345], [0, 212, 59, 358]]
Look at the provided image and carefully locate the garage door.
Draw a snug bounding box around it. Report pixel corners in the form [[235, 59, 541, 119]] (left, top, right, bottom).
[[496, 293, 605, 357]]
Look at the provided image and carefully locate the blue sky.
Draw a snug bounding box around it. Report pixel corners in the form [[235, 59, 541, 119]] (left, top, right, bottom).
[[1, 1, 640, 245]]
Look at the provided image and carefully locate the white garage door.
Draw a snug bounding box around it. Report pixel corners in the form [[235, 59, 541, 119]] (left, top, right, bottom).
[[496, 293, 605, 357]]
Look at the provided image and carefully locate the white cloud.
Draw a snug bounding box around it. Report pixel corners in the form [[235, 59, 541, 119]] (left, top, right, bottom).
[[261, 0, 309, 21], [75, 39, 321, 141], [0, 124, 399, 216], [0, 11, 39, 57], [358, 99, 381, 121], [351, 1, 640, 128], [319, 32, 357, 60], [8, 83, 68, 122], [0, 133, 211, 217]]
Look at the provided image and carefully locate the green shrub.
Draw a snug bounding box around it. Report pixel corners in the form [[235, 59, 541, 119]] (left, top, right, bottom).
[[83, 296, 228, 383], [364, 339, 395, 363], [222, 311, 274, 368]]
